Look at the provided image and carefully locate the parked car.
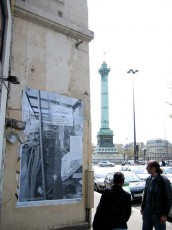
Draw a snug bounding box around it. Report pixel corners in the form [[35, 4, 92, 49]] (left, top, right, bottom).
[[127, 160, 134, 165], [99, 161, 115, 167], [104, 171, 145, 201], [159, 168, 172, 219], [167, 160, 172, 166], [122, 182, 132, 197], [95, 172, 132, 197], [94, 174, 106, 192], [161, 166, 172, 174], [161, 167, 172, 183], [94, 167, 111, 192], [168, 182, 172, 219], [120, 165, 149, 181]]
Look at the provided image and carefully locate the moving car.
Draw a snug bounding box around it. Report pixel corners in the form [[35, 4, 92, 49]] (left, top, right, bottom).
[[104, 171, 145, 201], [121, 165, 149, 181], [99, 160, 115, 167]]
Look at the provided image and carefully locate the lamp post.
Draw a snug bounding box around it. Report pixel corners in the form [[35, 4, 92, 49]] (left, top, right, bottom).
[[127, 69, 139, 163]]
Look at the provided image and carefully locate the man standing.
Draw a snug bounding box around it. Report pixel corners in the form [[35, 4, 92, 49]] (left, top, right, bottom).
[[161, 159, 166, 167], [93, 172, 131, 230], [141, 160, 172, 230]]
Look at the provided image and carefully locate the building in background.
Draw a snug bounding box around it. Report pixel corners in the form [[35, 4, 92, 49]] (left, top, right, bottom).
[[145, 139, 172, 162], [0, 1, 94, 229]]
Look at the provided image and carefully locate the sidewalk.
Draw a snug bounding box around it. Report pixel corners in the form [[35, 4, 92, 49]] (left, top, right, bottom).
[[92, 192, 172, 230]]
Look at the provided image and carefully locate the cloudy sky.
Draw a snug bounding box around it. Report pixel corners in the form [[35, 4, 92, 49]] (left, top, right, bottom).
[[88, 0, 172, 145]]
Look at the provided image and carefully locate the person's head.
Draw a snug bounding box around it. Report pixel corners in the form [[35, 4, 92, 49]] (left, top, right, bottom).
[[113, 172, 125, 186], [146, 160, 162, 176]]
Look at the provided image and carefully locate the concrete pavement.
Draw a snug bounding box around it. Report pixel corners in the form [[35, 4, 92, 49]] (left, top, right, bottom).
[[91, 192, 172, 230]]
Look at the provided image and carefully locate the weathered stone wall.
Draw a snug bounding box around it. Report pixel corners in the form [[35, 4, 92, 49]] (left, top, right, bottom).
[[0, 0, 12, 208]]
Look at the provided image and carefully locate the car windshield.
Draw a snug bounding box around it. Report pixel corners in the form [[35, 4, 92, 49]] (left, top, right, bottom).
[[131, 167, 147, 174], [94, 173, 106, 178], [124, 172, 142, 183], [164, 168, 172, 174]]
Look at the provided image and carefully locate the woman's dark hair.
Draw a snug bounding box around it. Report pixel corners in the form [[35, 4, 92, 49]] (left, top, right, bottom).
[[150, 160, 163, 174], [113, 172, 125, 184]]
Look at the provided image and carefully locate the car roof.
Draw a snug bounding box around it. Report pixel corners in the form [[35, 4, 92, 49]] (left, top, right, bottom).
[[106, 170, 138, 175], [121, 165, 147, 173], [105, 170, 143, 181], [161, 166, 172, 169]]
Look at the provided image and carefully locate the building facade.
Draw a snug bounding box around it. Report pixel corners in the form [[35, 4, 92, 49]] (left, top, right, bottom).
[[145, 138, 172, 162], [0, 1, 94, 229]]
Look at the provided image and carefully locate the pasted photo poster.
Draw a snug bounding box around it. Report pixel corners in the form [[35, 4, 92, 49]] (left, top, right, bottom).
[[19, 88, 83, 204]]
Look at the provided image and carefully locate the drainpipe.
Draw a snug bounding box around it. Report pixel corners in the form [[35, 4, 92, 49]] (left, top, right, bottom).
[[85, 169, 94, 228]]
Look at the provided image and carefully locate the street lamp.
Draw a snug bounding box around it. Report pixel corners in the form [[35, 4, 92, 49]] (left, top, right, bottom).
[[0, 75, 20, 90], [127, 69, 139, 163]]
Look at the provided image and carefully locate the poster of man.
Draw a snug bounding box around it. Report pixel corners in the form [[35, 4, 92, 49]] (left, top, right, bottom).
[[19, 88, 83, 204]]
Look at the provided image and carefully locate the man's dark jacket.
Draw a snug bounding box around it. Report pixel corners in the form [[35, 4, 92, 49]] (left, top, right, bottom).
[[141, 174, 172, 217], [93, 185, 131, 230]]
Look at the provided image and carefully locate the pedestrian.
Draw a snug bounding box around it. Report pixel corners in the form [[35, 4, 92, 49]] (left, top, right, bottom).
[[161, 158, 166, 167], [93, 172, 132, 230], [141, 160, 172, 230]]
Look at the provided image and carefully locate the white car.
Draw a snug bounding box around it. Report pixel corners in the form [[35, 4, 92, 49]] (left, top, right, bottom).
[[99, 161, 115, 167], [161, 167, 172, 183], [169, 160, 172, 166], [94, 175, 106, 192], [121, 165, 149, 181]]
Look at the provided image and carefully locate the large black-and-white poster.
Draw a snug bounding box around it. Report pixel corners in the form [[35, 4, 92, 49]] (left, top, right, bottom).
[[19, 88, 83, 204]]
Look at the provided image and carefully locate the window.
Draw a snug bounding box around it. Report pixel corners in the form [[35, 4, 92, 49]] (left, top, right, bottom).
[[157, 140, 162, 143], [58, 11, 63, 18]]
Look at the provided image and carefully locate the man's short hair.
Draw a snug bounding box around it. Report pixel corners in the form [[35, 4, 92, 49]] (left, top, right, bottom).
[[113, 172, 125, 184]]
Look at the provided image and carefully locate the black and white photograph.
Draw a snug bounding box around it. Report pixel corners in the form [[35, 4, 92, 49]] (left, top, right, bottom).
[[19, 88, 83, 204]]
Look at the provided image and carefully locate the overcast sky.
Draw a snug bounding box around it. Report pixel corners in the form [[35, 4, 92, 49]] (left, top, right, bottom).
[[88, 0, 172, 145]]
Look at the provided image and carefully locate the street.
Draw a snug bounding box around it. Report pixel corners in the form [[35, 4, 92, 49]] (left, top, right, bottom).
[[93, 164, 172, 229], [92, 192, 172, 230]]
